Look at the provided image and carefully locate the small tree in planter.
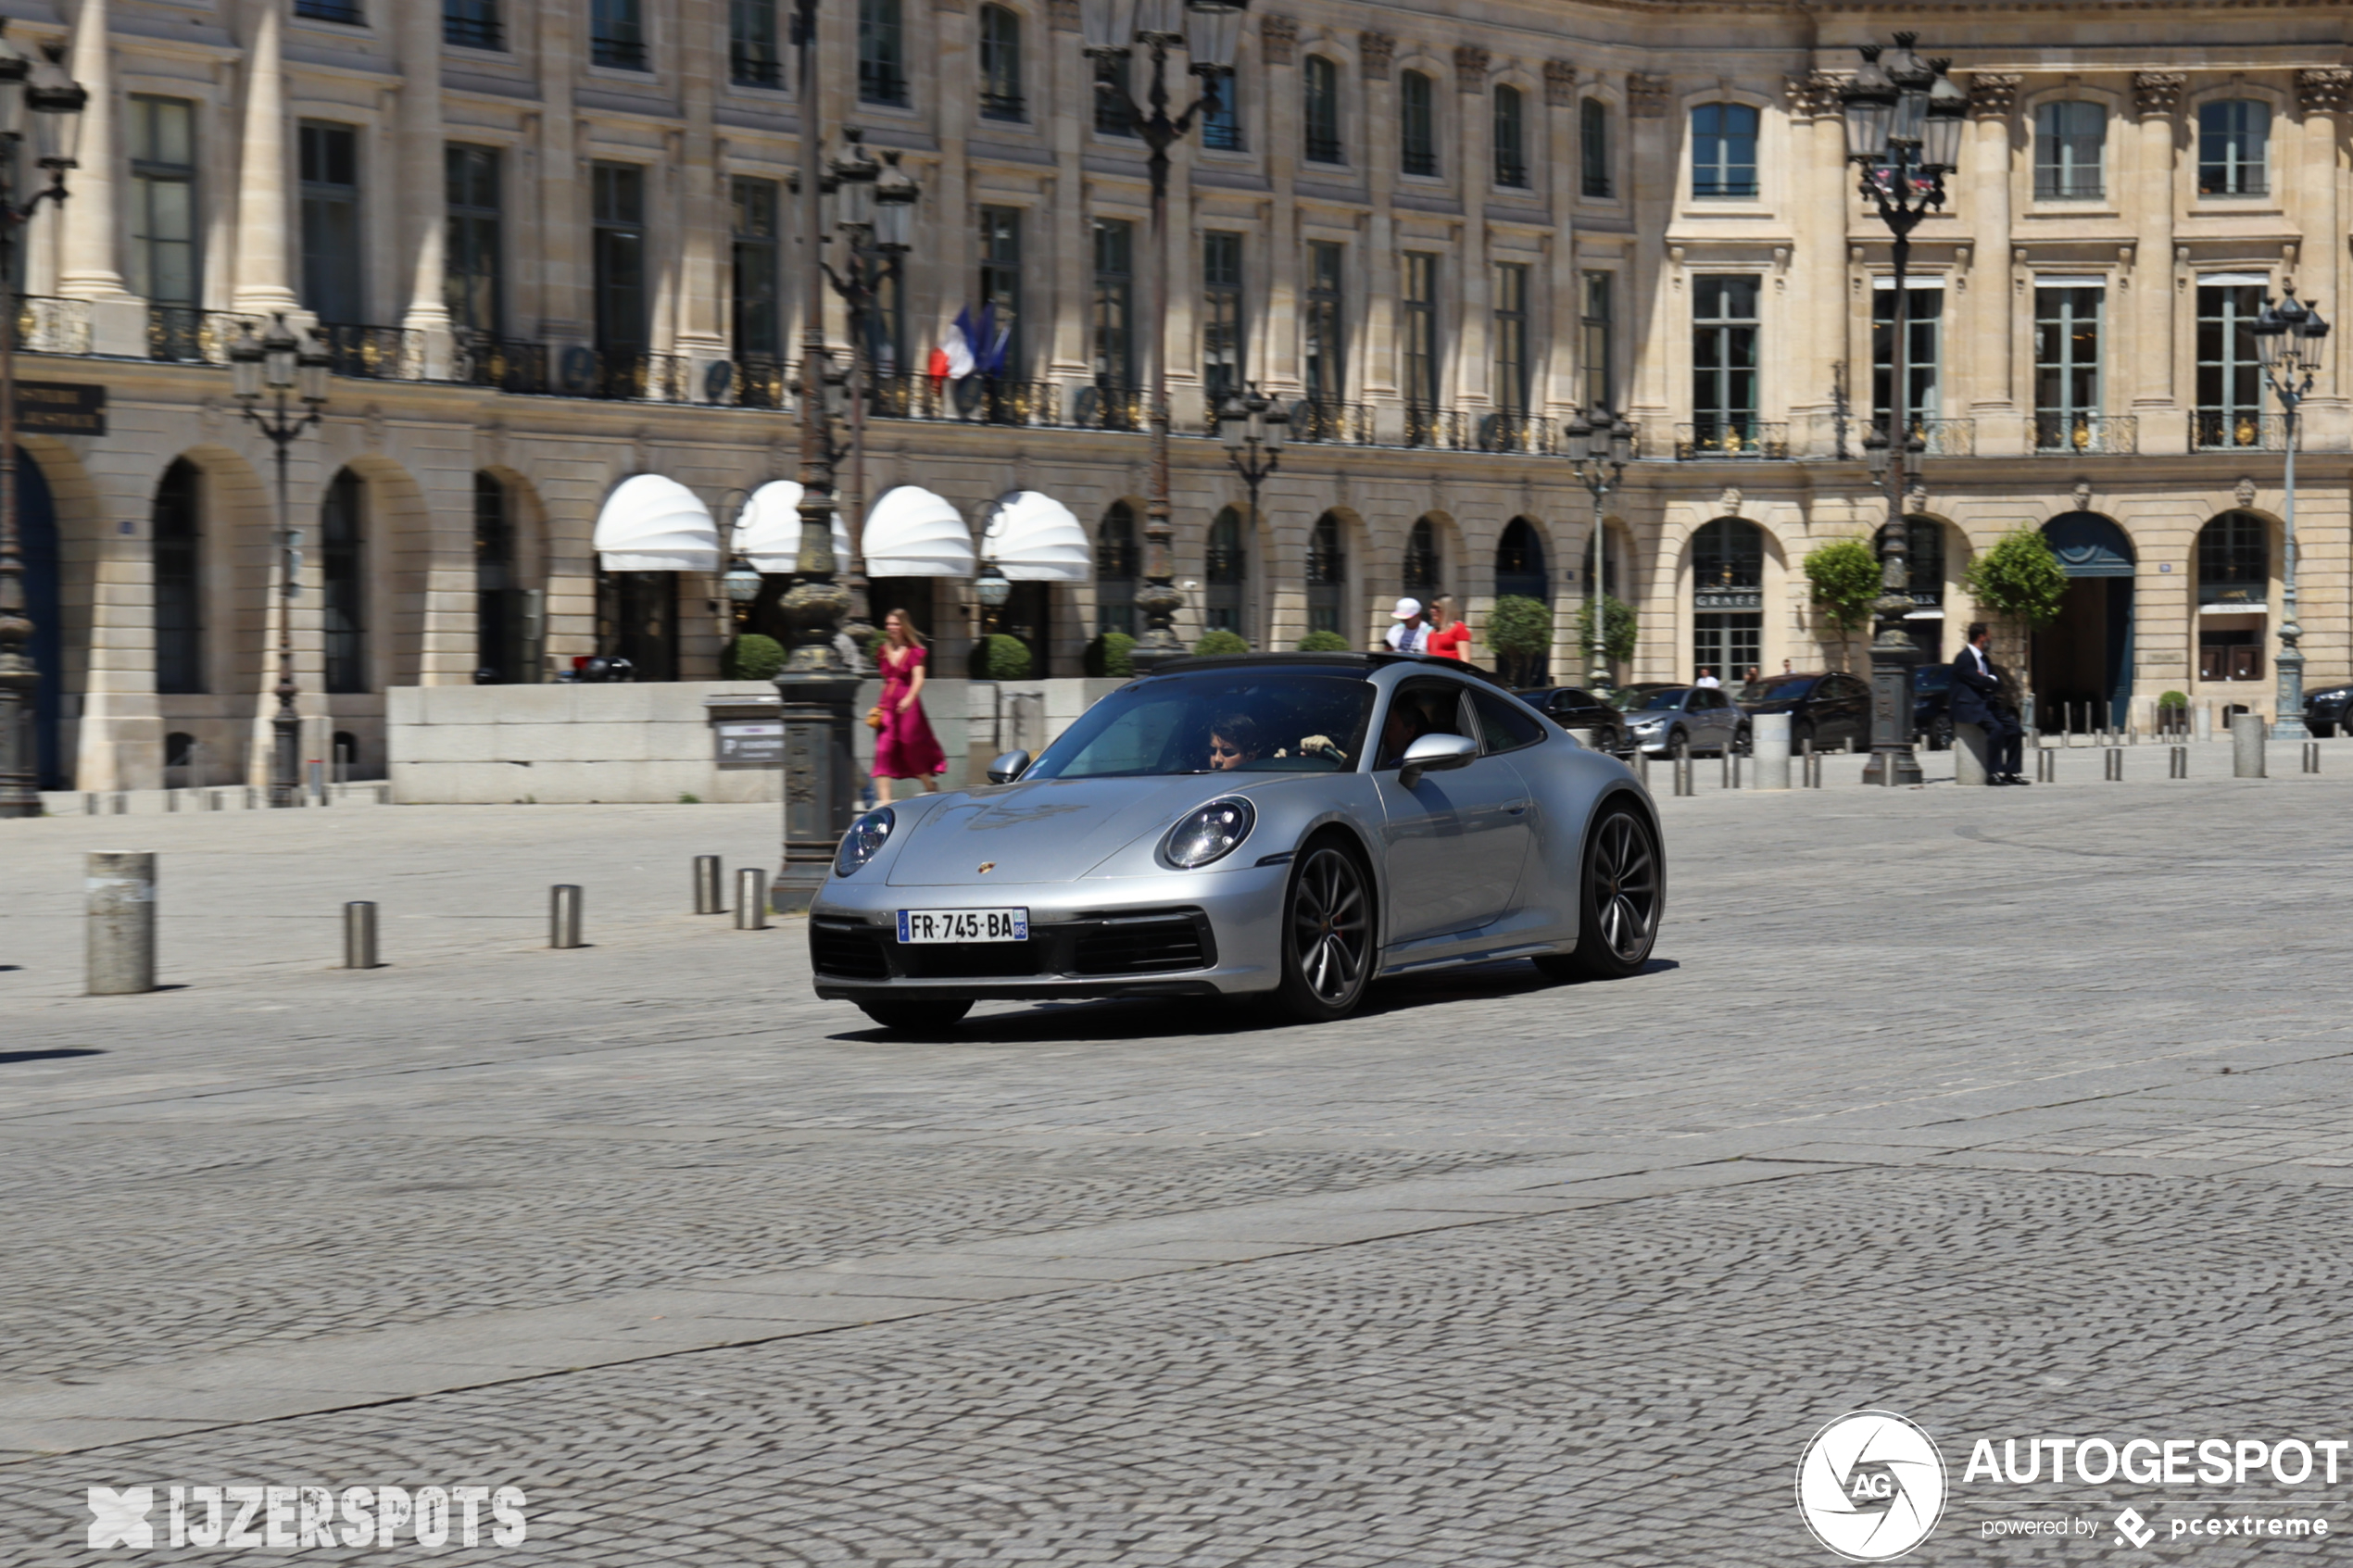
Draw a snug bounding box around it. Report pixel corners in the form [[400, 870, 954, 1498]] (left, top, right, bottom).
[[1487, 595, 1554, 686], [722, 633, 786, 681], [2158, 689, 2190, 736], [1083, 632, 1137, 678], [1570, 595, 1639, 677], [968, 633, 1035, 682], [1296, 630, 1352, 653], [1193, 630, 1251, 656], [1803, 538, 1883, 673], [1962, 526, 2069, 670]]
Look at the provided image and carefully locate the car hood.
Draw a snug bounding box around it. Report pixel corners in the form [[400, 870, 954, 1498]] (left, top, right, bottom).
[[884, 775, 1263, 886]]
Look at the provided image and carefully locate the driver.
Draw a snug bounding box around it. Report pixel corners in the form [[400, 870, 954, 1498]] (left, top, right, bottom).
[[1207, 713, 1266, 771], [1379, 700, 1431, 766]]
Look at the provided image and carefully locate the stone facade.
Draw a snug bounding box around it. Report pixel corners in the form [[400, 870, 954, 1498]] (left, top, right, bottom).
[[9, 0, 2351, 788]]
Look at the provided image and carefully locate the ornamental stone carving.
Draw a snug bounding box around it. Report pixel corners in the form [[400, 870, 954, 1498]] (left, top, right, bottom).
[[1543, 59, 1576, 107], [2133, 71, 2186, 118], [1261, 14, 1296, 65], [2297, 68, 2353, 117], [1628, 72, 1670, 118], [1784, 71, 1844, 121], [1359, 31, 1394, 80], [1966, 72, 2021, 119], [1453, 44, 1490, 92]]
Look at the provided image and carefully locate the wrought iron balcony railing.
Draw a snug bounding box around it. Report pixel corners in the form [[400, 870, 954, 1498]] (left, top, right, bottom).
[[1071, 382, 1144, 432], [13, 296, 90, 356], [2189, 409, 2285, 453], [455, 334, 550, 394], [1676, 418, 1791, 459], [1403, 405, 1467, 449], [316, 322, 422, 381], [148, 307, 268, 365], [2032, 411, 2137, 455], [1287, 398, 1374, 445], [1475, 412, 1554, 454]]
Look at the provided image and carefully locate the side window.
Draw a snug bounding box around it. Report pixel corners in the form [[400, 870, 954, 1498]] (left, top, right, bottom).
[[1377, 679, 1470, 767], [1473, 689, 1547, 753], [1699, 689, 1730, 711]]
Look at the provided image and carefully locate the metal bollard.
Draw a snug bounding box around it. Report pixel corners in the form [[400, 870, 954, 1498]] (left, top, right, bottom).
[[550, 884, 584, 948], [1719, 748, 1730, 790], [2169, 746, 2186, 779], [693, 854, 724, 914], [2105, 747, 2123, 782], [736, 868, 770, 930], [1636, 749, 1651, 790], [86, 851, 157, 996], [1730, 751, 1743, 790], [344, 901, 380, 969], [2036, 748, 2057, 784], [1672, 741, 1693, 797], [2304, 741, 2322, 775]]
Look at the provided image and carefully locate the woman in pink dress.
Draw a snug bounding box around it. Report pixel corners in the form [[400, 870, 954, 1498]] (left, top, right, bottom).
[[872, 609, 946, 800]]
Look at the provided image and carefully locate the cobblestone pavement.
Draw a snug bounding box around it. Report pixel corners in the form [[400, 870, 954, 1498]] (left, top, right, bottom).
[[4, 753, 2353, 1563]]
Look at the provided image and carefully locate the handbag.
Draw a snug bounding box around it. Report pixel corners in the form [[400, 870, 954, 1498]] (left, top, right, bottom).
[[865, 705, 887, 731]]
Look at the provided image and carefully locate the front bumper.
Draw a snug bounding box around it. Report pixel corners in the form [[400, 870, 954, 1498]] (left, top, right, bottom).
[[808, 862, 1294, 1000]]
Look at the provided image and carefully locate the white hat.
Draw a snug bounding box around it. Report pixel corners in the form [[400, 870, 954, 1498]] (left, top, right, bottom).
[[1390, 597, 1422, 621]]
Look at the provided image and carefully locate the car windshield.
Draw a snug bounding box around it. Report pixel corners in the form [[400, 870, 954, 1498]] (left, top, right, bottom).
[[1914, 665, 1951, 693], [1632, 689, 1690, 712], [1024, 671, 1378, 779], [1748, 677, 1817, 702]]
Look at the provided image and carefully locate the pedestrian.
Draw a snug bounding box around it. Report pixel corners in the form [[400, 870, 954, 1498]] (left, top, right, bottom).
[[1738, 664, 1763, 699], [1953, 621, 2028, 785], [1781, 659, 1793, 675], [1693, 667, 1721, 689], [871, 608, 946, 801], [1385, 597, 1429, 653], [1425, 595, 1472, 661]]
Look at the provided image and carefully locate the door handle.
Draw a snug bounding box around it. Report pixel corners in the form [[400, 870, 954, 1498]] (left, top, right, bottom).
[[1507, 803, 1528, 815]]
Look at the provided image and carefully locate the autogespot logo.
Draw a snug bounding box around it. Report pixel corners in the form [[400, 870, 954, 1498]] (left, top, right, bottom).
[[1796, 1411, 1950, 1562]]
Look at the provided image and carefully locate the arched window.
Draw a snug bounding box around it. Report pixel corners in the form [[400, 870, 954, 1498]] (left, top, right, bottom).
[[1303, 56, 1341, 164], [1579, 97, 1611, 197], [1403, 518, 1441, 597], [1307, 512, 1347, 635], [1692, 518, 1763, 590], [1691, 517, 1763, 684], [2198, 99, 2269, 196], [1495, 518, 1548, 603], [858, 0, 908, 106], [1096, 501, 1137, 635], [321, 469, 368, 694], [1400, 70, 1437, 176], [979, 5, 1023, 120], [1691, 103, 1757, 198], [2034, 101, 2104, 199], [1492, 84, 1528, 187], [153, 458, 203, 694], [2197, 510, 2268, 608], [1204, 507, 1248, 638]]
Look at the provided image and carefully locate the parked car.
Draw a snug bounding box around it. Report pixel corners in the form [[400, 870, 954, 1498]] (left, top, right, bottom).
[[1516, 686, 1633, 757], [2307, 684, 2353, 737], [1621, 685, 1746, 757], [809, 651, 1665, 1032], [1736, 671, 1872, 753], [1911, 663, 1954, 749]]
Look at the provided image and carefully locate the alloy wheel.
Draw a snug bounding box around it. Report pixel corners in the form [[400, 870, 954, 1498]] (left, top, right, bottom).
[[1290, 847, 1371, 1004], [1589, 812, 1659, 963]]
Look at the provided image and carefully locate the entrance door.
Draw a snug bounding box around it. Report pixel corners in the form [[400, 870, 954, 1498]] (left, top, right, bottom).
[[1373, 678, 1532, 943], [2032, 513, 2135, 730], [19, 453, 60, 787]]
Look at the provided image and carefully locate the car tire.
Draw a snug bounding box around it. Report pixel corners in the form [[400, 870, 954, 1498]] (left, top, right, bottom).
[[1667, 725, 1689, 756], [2313, 721, 2336, 739], [1274, 839, 1376, 1022], [1535, 804, 1662, 985], [856, 997, 975, 1034], [1793, 721, 1817, 753]]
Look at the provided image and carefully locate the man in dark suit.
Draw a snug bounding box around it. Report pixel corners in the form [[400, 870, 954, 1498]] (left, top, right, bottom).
[[1952, 621, 2028, 785]]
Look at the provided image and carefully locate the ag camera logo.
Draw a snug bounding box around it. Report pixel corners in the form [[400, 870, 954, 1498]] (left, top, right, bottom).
[[1796, 1411, 1949, 1562]]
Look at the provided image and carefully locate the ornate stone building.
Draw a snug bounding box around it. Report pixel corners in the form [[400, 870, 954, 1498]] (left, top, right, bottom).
[[7, 0, 2349, 787]]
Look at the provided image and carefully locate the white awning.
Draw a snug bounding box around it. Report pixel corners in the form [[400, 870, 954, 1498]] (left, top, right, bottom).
[[593, 475, 720, 572], [734, 480, 850, 574], [863, 486, 975, 578], [982, 491, 1091, 582]]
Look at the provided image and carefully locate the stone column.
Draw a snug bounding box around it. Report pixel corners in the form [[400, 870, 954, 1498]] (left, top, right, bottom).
[[395, 0, 454, 375], [2129, 72, 2183, 452], [1783, 70, 1846, 457], [1358, 29, 1399, 433], [1542, 60, 1578, 418], [231, 0, 298, 316], [673, 0, 727, 395], [1452, 45, 1491, 419], [2296, 69, 2351, 447], [1625, 72, 1672, 430], [1962, 74, 2019, 454], [57, 0, 148, 356]]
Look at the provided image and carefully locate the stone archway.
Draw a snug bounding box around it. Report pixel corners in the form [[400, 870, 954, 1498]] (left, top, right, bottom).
[[2034, 511, 2135, 731]]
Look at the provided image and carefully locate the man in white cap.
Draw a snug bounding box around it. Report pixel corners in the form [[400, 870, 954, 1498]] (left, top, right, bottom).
[[1385, 597, 1428, 653]]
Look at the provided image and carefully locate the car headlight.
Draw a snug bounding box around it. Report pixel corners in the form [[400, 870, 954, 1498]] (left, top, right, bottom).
[[1160, 797, 1255, 870], [834, 807, 895, 876]]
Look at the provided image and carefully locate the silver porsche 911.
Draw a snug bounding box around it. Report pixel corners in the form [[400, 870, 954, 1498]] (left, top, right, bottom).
[[809, 652, 1664, 1032]]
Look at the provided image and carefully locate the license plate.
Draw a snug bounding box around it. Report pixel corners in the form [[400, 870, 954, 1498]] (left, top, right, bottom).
[[896, 908, 1030, 944]]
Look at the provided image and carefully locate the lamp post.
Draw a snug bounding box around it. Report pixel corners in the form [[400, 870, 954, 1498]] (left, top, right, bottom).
[[2251, 283, 2331, 741], [1215, 386, 1285, 562], [228, 317, 332, 808], [1840, 32, 1965, 786], [1084, 0, 1249, 670], [0, 32, 86, 816], [1564, 409, 1635, 694]]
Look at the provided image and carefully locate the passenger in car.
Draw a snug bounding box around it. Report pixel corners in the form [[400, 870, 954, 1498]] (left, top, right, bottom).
[[1207, 714, 1267, 771]]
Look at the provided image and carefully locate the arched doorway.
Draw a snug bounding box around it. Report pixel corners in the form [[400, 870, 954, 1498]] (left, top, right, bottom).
[[2196, 509, 2268, 685], [1096, 501, 1137, 636], [17, 452, 60, 788], [1877, 513, 1945, 661], [1691, 517, 1763, 684], [2034, 511, 2134, 731], [1204, 506, 1248, 641], [1403, 516, 1441, 602], [1307, 512, 1347, 637], [1495, 518, 1550, 683]]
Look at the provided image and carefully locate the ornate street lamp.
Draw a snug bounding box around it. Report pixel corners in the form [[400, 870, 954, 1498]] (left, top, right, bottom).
[[229, 317, 332, 808], [1216, 386, 1285, 560], [1564, 410, 1635, 694], [2250, 283, 2331, 740], [0, 31, 86, 816], [1084, 0, 1249, 669], [1840, 33, 1965, 786]]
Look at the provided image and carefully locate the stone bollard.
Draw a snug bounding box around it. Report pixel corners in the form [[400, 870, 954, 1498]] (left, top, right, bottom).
[[1953, 721, 1993, 786], [86, 851, 157, 996], [1752, 713, 1791, 790], [2195, 705, 2213, 742], [2232, 712, 2266, 778]]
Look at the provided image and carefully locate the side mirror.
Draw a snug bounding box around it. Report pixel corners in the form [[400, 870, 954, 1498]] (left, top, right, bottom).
[[986, 749, 1032, 784], [1397, 732, 1478, 789]]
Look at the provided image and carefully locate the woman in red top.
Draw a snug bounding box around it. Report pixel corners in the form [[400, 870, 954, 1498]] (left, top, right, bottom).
[[1425, 596, 1472, 661], [872, 609, 947, 800]]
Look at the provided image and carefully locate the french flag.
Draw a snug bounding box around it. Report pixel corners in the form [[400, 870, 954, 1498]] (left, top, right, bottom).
[[937, 308, 978, 381]]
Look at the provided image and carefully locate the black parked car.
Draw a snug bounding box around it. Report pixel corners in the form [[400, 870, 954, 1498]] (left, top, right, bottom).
[[1518, 686, 1634, 757], [2308, 684, 2353, 737], [1737, 671, 1873, 752], [1912, 662, 1955, 749]]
